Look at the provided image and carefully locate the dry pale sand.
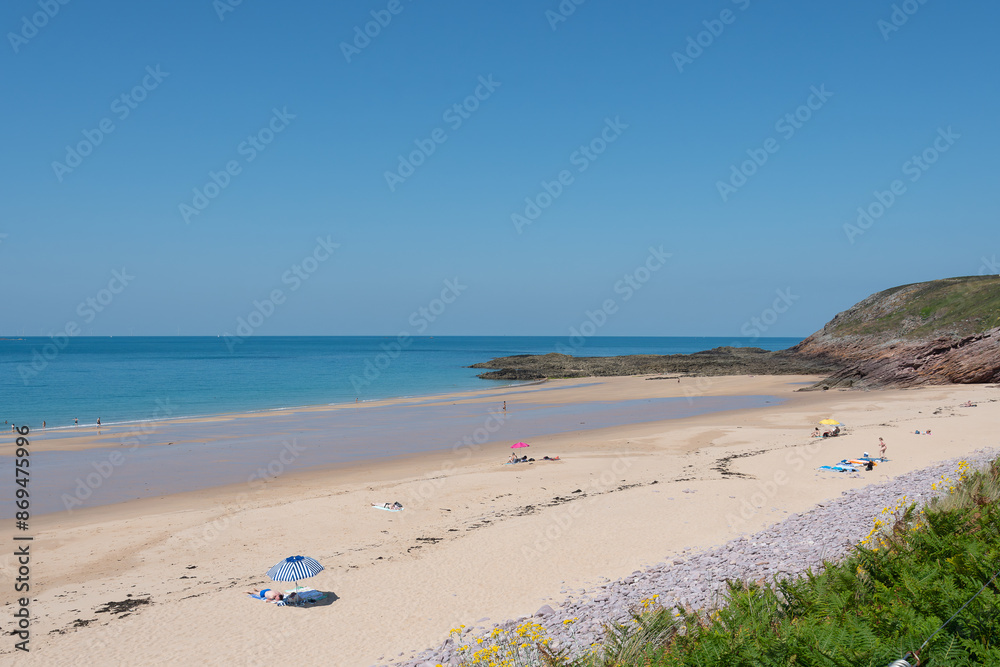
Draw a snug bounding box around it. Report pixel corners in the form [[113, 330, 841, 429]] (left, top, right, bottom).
[[1, 375, 997, 666]]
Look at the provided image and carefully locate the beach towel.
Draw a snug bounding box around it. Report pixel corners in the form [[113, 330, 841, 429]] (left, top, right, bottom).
[[248, 589, 286, 604], [249, 588, 327, 606], [818, 464, 857, 472], [276, 588, 326, 606], [372, 503, 403, 512]]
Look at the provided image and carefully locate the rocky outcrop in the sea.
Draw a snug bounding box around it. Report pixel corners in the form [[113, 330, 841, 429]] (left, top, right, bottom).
[[470, 347, 839, 381], [791, 276, 1000, 389]]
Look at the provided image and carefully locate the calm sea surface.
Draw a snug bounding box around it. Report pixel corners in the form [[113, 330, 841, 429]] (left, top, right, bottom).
[[0, 336, 802, 428]]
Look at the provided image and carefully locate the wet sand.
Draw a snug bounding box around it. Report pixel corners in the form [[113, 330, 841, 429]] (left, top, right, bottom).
[[0, 381, 777, 515]]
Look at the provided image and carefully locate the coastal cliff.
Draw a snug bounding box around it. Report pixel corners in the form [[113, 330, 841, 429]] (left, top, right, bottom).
[[790, 275, 1000, 389], [473, 276, 1000, 388]]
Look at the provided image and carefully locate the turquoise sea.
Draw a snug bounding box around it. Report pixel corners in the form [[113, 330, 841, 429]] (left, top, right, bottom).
[[0, 336, 802, 429]]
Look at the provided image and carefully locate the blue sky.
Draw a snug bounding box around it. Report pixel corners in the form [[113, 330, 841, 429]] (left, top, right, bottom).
[[2, 0, 997, 338]]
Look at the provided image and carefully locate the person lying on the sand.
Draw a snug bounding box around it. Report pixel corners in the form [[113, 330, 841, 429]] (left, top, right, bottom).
[[542, 456, 560, 461], [247, 589, 283, 601]]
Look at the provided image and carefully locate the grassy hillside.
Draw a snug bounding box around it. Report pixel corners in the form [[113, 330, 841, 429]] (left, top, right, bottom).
[[825, 275, 1000, 340]]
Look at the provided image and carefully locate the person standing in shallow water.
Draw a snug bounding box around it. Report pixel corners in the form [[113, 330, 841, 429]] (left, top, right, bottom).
[[97, 417, 101, 427]]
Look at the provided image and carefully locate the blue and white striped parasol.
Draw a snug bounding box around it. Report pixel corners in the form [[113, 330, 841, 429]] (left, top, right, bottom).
[[266, 555, 324, 589]]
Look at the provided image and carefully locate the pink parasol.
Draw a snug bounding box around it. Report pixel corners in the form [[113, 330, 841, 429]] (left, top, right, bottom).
[[511, 442, 529, 449]]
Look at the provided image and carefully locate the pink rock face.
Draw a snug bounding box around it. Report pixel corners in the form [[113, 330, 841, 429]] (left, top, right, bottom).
[[793, 326, 1000, 388], [788, 275, 1000, 389]]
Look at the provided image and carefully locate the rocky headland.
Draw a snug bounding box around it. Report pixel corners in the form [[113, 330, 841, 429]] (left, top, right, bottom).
[[473, 276, 1000, 390], [789, 275, 1000, 389]]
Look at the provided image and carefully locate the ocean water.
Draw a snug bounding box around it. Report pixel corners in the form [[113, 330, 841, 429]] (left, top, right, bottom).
[[0, 336, 801, 428]]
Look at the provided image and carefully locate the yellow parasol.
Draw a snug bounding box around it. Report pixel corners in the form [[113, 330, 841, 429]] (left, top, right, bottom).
[[819, 418, 841, 425]]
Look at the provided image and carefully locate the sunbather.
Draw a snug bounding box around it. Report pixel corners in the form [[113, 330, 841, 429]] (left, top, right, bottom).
[[247, 588, 283, 601]]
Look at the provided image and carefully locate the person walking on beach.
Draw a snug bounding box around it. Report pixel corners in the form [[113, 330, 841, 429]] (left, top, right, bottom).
[[97, 417, 101, 427], [879, 437, 887, 458]]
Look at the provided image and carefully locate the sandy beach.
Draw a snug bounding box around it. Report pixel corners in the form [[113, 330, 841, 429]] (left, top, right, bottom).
[[2, 375, 997, 666]]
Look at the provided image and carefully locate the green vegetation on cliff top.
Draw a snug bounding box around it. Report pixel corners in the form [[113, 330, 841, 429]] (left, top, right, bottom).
[[825, 275, 1000, 340]]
